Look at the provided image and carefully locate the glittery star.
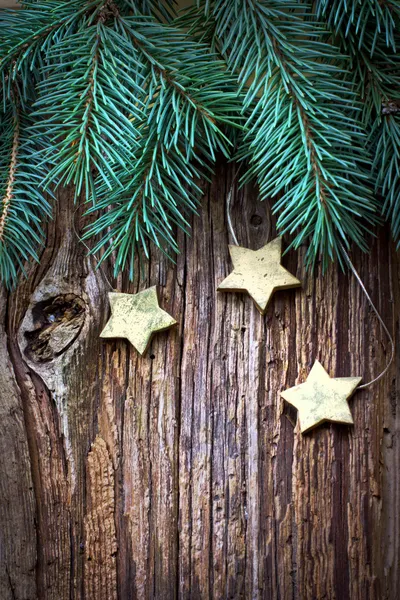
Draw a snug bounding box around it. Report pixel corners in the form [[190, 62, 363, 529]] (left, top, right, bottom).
[[100, 286, 177, 355], [281, 360, 362, 434], [217, 237, 301, 314]]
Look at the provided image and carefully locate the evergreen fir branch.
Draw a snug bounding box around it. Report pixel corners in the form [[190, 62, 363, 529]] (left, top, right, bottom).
[[0, 100, 52, 288], [31, 12, 241, 204], [315, 2, 400, 244], [237, 69, 377, 267], [371, 114, 400, 242], [0, 1, 103, 101], [0, 108, 19, 244], [84, 132, 205, 277], [80, 16, 242, 275], [202, 0, 378, 267], [370, 109, 400, 245], [1, 0, 399, 284], [117, 0, 177, 22], [31, 20, 146, 200], [350, 38, 400, 241], [174, 1, 218, 49], [315, 1, 400, 123], [315, 0, 400, 52], [1, 1, 242, 284], [353, 40, 400, 124], [115, 16, 242, 144]]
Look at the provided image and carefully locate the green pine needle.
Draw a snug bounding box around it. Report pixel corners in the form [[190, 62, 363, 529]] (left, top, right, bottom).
[[0, 0, 400, 285], [0, 98, 52, 288]]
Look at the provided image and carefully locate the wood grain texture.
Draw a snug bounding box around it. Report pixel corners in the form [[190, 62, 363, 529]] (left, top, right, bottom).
[[0, 164, 399, 599]]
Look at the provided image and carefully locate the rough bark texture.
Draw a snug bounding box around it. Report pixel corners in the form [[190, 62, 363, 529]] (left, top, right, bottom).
[[0, 164, 399, 599]]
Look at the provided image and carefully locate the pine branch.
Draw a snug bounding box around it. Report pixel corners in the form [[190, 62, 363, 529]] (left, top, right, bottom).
[[80, 16, 242, 276], [0, 1, 103, 101], [32, 22, 135, 199], [315, 0, 400, 52], [1, 1, 242, 284], [116, 16, 241, 146], [117, 0, 177, 22], [0, 98, 52, 288], [197, 0, 378, 268], [174, 1, 218, 49], [31, 12, 241, 193], [84, 133, 204, 277], [1, 0, 399, 284], [315, 1, 400, 245], [371, 114, 400, 242], [0, 110, 19, 244]]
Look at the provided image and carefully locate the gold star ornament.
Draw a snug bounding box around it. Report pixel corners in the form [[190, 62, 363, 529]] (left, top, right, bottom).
[[100, 286, 177, 355], [217, 237, 301, 314], [281, 360, 362, 434]]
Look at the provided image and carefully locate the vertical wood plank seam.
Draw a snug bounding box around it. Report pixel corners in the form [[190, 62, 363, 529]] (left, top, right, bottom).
[[176, 226, 188, 599], [207, 175, 217, 600], [6, 337, 61, 598]]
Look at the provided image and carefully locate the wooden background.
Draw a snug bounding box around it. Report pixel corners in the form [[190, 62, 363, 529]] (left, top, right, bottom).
[[0, 163, 399, 599]]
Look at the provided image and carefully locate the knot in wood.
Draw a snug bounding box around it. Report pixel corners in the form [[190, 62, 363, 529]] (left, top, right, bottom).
[[250, 214, 263, 227], [24, 294, 86, 363], [382, 101, 400, 115]]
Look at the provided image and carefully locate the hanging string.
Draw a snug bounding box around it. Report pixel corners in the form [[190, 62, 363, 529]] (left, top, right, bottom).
[[226, 170, 394, 387], [72, 204, 115, 291], [226, 164, 272, 246], [226, 166, 241, 246], [340, 243, 394, 389]]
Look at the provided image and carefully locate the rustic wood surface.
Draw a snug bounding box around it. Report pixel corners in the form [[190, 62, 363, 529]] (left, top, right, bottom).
[[0, 163, 399, 599]]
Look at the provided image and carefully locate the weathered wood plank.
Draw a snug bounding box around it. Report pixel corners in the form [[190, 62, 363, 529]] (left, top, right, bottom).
[[0, 164, 398, 599], [0, 291, 36, 600]]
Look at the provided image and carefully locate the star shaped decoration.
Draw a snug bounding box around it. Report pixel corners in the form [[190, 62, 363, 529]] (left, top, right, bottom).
[[217, 237, 301, 314], [100, 286, 177, 356], [281, 360, 362, 434]]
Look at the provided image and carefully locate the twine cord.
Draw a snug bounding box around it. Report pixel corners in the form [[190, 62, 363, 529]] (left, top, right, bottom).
[[227, 180, 394, 387], [226, 168, 240, 246], [340, 243, 394, 389], [75, 183, 393, 388], [226, 165, 272, 246]]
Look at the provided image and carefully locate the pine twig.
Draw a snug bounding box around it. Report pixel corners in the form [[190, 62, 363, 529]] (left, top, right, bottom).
[[0, 112, 18, 243]]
